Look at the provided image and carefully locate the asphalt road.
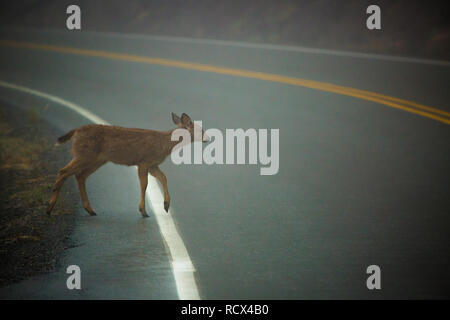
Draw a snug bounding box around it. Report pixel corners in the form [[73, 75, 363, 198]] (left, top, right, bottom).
[[0, 29, 449, 299]]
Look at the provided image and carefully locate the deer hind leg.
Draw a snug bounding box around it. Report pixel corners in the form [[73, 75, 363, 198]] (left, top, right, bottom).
[[137, 164, 150, 218], [46, 158, 85, 215], [149, 166, 170, 213], [75, 161, 105, 216]]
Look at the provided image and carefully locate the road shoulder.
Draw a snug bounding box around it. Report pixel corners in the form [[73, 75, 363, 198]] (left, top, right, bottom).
[[0, 101, 77, 287]]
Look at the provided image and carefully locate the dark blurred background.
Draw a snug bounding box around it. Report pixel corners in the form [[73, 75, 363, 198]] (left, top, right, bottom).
[[1, 0, 449, 60]]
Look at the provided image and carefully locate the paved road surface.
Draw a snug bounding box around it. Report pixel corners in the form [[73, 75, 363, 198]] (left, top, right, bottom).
[[0, 29, 449, 299]]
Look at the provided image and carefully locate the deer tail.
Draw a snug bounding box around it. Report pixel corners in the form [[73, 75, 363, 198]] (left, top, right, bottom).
[[55, 129, 76, 146]]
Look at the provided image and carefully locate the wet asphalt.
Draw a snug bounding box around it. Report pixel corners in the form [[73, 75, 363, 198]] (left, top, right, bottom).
[[0, 29, 449, 299]]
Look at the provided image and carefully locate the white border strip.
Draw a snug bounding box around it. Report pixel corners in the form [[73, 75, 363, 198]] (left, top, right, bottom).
[[4, 27, 450, 66], [0, 80, 200, 300]]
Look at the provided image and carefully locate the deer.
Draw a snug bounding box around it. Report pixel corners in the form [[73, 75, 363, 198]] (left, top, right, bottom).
[[46, 113, 208, 218]]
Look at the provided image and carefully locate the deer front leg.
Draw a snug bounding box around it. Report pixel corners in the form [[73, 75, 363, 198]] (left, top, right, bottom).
[[137, 164, 149, 218], [149, 166, 170, 213]]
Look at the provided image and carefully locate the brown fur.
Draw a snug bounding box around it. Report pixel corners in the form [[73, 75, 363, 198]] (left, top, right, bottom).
[[46, 113, 205, 217]]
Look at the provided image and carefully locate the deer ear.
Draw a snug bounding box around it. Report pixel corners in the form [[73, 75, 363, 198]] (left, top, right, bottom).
[[172, 112, 182, 126], [181, 113, 192, 126]]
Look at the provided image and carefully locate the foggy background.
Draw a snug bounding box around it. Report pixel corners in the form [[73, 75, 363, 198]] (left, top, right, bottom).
[[1, 0, 449, 61]]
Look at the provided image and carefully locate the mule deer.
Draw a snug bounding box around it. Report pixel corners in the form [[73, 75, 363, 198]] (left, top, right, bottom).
[[46, 113, 208, 217]]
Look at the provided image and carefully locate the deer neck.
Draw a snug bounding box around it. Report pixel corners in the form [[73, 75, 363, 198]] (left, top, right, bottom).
[[159, 128, 186, 158]]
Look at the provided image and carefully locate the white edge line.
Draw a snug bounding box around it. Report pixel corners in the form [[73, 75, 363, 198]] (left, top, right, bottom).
[[0, 80, 200, 300], [3, 27, 450, 67]]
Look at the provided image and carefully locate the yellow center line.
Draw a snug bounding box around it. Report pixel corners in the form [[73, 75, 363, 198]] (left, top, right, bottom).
[[1, 39, 449, 125], [311, 82, 450, 118]]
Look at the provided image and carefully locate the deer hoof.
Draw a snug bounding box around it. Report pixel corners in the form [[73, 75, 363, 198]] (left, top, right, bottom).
[[139, 207, 149, 218], [46, 203, 53, 215], [84, 207, 97, 216], [164, 201, 170, 213]]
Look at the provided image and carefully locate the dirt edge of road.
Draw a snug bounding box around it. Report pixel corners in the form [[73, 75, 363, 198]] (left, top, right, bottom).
[[0, 102, 78, 287]]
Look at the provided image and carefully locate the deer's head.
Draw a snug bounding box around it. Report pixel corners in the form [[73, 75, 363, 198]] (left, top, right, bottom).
[[172, 112, 209, 143]]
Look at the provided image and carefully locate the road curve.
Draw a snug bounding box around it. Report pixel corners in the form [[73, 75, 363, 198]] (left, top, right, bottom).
[[0, 29, 449, 299]]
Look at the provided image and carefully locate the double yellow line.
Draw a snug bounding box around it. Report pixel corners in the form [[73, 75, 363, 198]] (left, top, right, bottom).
[[1, 39, 449, 125]]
